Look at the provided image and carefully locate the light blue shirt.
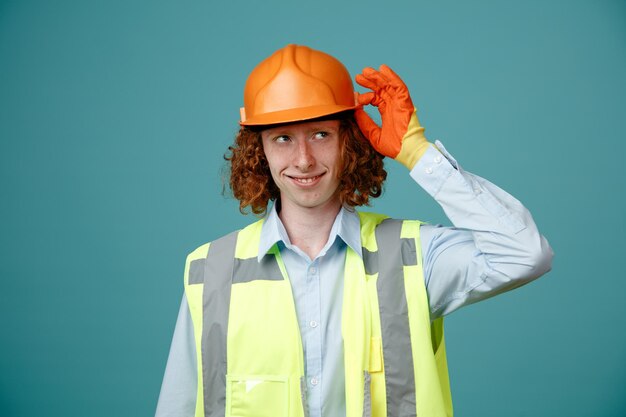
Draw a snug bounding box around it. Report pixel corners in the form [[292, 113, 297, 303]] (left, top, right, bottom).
[[259, 204, 359, 415], [155, 142, 553, 417]]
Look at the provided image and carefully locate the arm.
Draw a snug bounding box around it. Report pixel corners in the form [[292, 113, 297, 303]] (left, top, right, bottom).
[[155, 294, 197, 417], [355, 66, 553, 319], [413, 143, 553, 318]]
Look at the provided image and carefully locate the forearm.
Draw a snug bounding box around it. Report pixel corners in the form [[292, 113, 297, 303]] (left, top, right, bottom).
[[415, 142, 554, 318]]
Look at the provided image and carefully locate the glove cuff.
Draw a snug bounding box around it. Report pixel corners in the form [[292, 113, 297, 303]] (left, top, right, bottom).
[[395, 110, 431, 170]]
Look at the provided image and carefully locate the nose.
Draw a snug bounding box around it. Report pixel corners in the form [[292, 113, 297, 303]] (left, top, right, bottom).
[[294, 139, 314, 171]]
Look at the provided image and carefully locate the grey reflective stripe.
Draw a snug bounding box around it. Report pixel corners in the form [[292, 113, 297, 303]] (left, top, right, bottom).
[[401, 238, 418, 266], [363, 371, 372, 417], [201, 231, 238, 417], [362, 247, 378, 275], [300, 376, 309, 417], [189, 259, 205, 285], [375, 219, 417, 417], [362, 238, 415, 276], [232, 255, 283, 284]]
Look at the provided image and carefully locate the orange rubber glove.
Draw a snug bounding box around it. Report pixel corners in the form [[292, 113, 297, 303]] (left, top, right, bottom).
[[355, 65, 431, 170]]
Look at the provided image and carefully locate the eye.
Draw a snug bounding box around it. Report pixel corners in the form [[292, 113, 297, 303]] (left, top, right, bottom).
[[313, 131, 329, 140], [273, 135, 291, 143]]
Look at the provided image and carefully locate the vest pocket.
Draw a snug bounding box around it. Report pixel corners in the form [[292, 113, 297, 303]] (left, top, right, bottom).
[[226, 374, 289, 417]]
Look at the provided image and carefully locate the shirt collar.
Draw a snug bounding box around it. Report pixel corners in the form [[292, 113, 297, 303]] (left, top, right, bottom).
[[258, 203, 363, 261]]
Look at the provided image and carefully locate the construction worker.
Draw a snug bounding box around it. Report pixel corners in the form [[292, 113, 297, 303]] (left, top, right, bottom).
[[155, 44, 553, 417]]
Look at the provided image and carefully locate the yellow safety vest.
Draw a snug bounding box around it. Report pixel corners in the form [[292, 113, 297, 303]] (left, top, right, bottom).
[[184, 212, 453, 417]]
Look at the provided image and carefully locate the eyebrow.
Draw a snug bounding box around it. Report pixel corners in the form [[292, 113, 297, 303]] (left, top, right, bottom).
[[265, 123, 339, 137]]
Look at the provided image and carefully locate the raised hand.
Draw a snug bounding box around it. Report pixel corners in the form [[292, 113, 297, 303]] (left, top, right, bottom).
[[355, 65, 430, 169]]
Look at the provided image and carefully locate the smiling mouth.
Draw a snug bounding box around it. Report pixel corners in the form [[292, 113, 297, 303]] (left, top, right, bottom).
[[289, 174, 324, 184]]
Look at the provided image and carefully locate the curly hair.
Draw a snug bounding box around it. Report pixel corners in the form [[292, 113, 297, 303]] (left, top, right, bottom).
[[224, 112, 387, 215]]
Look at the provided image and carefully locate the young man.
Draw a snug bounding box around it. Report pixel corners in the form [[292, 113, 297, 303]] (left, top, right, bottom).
[[156, 44, 553, 417]]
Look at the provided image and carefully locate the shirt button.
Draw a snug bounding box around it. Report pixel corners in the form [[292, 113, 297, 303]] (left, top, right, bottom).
[[310, 377, 319, 386], [309, 267, 317, 274], [434, 155, 442, 164], [425, 167, 433, 174], [309, 320, 318, 328]]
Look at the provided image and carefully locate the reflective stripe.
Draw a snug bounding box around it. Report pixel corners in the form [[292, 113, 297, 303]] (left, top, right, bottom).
[[401, 238, 418, 266], [363, 371, 372, 417], [362, 247, 378, 275], [375, 219, 417, 417], [201, 231, 238, 417], [300, 376, 309, 417], [232, 255, 283, 284], [189, 259, 205, 285], [362, 238, 415, 276]]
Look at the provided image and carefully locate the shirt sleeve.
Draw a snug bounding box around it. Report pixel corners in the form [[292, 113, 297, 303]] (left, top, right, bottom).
[[155, 294, 197, 417], [412, 141, 554, 319]]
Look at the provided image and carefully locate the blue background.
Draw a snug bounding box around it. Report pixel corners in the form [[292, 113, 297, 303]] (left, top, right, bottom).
[[1, 1, 625, 416]]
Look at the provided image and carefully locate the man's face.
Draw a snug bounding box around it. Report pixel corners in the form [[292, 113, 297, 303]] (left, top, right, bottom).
[[261, 119, 342, 214]]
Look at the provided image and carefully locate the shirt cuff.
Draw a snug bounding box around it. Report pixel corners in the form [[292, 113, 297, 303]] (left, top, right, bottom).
[[409, 141, 455, 197]]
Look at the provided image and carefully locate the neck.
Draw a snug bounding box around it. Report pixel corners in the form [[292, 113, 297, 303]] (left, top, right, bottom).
[[278, 199, 342, 260]]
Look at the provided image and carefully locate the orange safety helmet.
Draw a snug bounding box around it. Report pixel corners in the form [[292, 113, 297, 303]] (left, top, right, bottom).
[[240, 44, 359, 126]]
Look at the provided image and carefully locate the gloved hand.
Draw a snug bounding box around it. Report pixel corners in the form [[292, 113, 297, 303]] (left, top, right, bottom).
[[354, 65, 430, 170]]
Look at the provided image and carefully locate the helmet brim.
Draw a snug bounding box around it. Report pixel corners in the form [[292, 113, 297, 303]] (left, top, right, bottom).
[[240, 104, 359, 126]]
